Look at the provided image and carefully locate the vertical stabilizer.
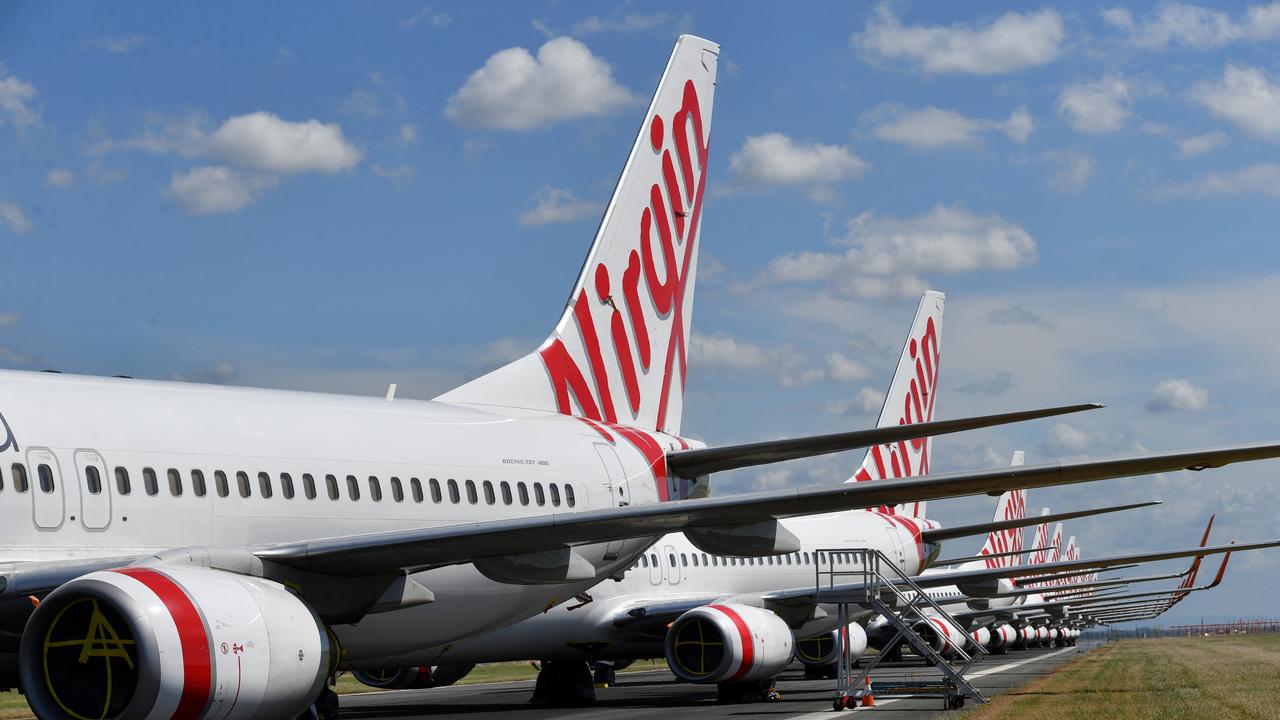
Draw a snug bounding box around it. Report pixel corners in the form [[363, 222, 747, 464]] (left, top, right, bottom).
[[846, 291, 945, 517], [1029, 508, 1052, 565], [976, 453, 1028, 568], [437, 36, 719, 435]]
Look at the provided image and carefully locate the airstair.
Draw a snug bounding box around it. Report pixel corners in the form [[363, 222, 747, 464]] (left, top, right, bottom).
[[814, 548, 988, 711]]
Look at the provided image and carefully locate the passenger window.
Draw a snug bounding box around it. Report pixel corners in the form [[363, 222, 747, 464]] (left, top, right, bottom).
[[167, 468, 182, 496], [215, 471, 229, 498], [237, 472, 251, 498], [517, 482, 529, 505], [85, 466, 102, 495], [649, 553, 658, 566], [447, 479, 460, 504], [549, 483, 561, 507], [143, 468, 158, 496], [640, 555, 648, 568], [258, 472, 273, 499], [37, 464, 55, 493], [326, 474, 340, 501], [803, 552, 811, 564], [368, 477, 383, 502], [281, 473, 295, 499], [680, 554, 688, 567], [702, 553, 709, 566], [465, 479, 478, 504], [12, 464, 28, 493], [533, 483, 546, 506], [429, 478, 442, 503], [346, 475, 360, 501], [114, 467, 131, 495], [669, 553, 676, 567], [0, 465, 4, 491], [192, 470, 206, 497], [691, 554, 699, 567], [303, 473, 317, 500], [391, 477, 404, 502], [565, 484, 576, 508], [482, 480, 495, 505], [500, 481, 512, 505], [410, 478, 424, 503]]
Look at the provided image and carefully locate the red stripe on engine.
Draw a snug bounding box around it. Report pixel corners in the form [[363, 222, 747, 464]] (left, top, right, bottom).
[[115, 568, 213, 720], [707, 605, 754, 681]]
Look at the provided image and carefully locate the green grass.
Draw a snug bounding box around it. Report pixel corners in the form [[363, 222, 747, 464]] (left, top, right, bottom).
[[964, 634, 1280, 720]]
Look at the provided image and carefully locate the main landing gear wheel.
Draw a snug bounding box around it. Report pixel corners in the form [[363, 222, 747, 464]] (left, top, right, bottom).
[[299, 685, 340, 720], [530, 660, 596, 706]]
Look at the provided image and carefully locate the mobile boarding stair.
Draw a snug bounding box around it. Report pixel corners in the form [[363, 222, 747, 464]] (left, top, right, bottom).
[[815, 548, 988, 711]]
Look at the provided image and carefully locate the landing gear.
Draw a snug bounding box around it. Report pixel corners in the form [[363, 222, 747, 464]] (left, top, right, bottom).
[[591, 660, 617, 688], [298, 685, 339, 720], [530, 660, 596, 706], [716, 679, 781, 703]]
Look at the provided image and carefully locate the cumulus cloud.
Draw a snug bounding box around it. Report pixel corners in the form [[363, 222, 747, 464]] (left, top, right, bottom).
[[1161, 163, 1280, 198], [370, 163, 416, 183], [571, 12, 693, 35], [689, 332, 838, 388], [445, 37, 638, 131], [85, 111, 211, 158], [1057, 76, 1136, 134], [1041, 422, 1142, 457], [1044, 148, 1097, 193], [825, 352, 871, 382], [824, 387, 886, 416], [727, 133, 869, 201], [518, 185, 602, 226], [1103, 2, 1280, 50], [165, 166, 276, 215], [1146, 378, 1210, 412], [988, 305, 1053, 328], [754, 205, 1037, 299], [208, 112, 362, 174], [0, 74, 39, 130], [94, 34, 145, 53], [1177, 129, 1229, 158], [398, 6, 452, 29], [1190, 65, 1280, 141], [170, 357, 240, 384], [868, 105, 1033, 149], [855, 5, 1064, 75], [0, 201, 31, 233], [45, 168, 75, 188], [956, 370, 1016, 395]]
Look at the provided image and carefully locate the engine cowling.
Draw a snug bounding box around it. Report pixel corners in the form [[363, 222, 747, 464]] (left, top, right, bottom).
[[665, 604, 793, 684], [794, 623, 867, 667], [352, 663, 475, 690], [1035, 626, 1049, 643], [19, 565, 330, 720], [1019, 626, 1035, 644], [988, 624, 1016, 650], [969, 626, 991, 649], [912, 617, 965, 656]]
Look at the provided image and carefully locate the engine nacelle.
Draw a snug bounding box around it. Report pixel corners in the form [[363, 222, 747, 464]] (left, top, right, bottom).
[[969, 626, 991, 649], [794, 623, 867, 667], [665, 604, 793, 684], [20, 565, 330, 720], [988, 624, 1017, 650], [1019, 626, 1035, 644], [1035, 626, 1049, 643], [912, 617, 965, 656], [352, 663, 475, 690]]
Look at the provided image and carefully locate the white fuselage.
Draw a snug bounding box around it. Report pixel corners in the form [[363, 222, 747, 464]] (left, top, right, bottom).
[[365, 510, 926, 667], [0, 370, 694, 664]]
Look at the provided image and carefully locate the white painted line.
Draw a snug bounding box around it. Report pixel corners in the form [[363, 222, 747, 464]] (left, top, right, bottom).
[[784, 646, 1081, 719]]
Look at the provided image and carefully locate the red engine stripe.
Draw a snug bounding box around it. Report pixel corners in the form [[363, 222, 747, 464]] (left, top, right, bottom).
[[707, 605, 754, 681], [114, 568, 213, 720], [929, 618, 953, 653]]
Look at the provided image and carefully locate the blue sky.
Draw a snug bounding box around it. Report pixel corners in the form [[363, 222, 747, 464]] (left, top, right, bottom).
[[3, 1, 1280, 623]]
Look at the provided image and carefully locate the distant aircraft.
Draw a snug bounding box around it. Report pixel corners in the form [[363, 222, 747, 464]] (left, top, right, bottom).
[[2, 34, 1279, 720]]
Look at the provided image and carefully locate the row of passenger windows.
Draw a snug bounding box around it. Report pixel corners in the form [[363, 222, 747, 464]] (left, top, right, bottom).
[[637, 550, 861, 569], [0, 463, 576, 508]]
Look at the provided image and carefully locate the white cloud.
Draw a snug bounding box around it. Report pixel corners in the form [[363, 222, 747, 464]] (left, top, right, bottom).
[[756, 205, 1036, 299], [824, 352, 870, 382], [1146, 378, 1210, 412], [85, 111, 210, 158], [518, 186, 602, 226], [94, 34, 145, 53], [988, 305, 1053, 328], [0, 201, 31, 233], [1103, 2, 1280, 50], [856, 5, 1064, 75], [1177, 129, 1229, 158], [1190, 65, 1280, 141], [370, 163, 416, 183], [1044, 148, 1097, 193], [398, 7, 452, 29], [208, 112, 362, 174], [728, 133, 869, 201], [571, 12, 693, 35], [45, 168, 75, 188], [689, 332, 832, 388], [0, 74, 39, 130], [823, 387, 885, 416], [1057, 76, 1135, 134], [399, 124, 418, 145], [445, 37, 638, 131], [1161, 163, 1280, 198], [956, 370, 1016, 395], [170, 357, 239, 384], [1041, 422, 1141, 457], [165, 166, 276, 215], [868, 105, 1033, 149]]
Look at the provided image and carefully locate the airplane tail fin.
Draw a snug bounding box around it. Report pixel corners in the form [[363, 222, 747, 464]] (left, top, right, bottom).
[[846, 290, 945, 517], [976, 453, 1028, 568], [436, 35, 719, 435], [1029, 508, 1052, 565]]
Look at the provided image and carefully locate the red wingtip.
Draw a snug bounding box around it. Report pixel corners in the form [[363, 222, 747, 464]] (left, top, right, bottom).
[[1209, 545, 1234, 588]]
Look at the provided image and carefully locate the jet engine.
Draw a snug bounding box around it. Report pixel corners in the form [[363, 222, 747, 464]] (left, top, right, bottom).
[[1035, 626, 1050, 645], [912, 617, 966, 656], [664, 604, 793, 684], [794, 623, 868, 668], [19, 565, 330, 720], [351, 664, 475, 690], [988, 624, 1017, 652], [968, 626, 991, 649], [1018, 625, 1036, 646]]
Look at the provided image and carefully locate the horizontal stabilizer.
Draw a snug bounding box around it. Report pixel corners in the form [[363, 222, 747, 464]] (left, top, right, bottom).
[[667, 403, 1102, 478], [921, 500, 1160, 544]]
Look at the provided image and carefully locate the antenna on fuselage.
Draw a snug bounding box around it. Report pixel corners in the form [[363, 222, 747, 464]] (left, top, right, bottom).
[[386, 384, 397, 401]]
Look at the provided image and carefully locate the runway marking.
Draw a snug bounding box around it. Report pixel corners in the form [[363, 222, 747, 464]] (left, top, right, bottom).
[[784, 646, 1081, 718]]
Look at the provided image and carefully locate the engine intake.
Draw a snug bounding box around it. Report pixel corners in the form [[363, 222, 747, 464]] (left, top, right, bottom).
[[664, 604, 792, 684], [20, 565, 330, 720], [794, 624, 867, 668]]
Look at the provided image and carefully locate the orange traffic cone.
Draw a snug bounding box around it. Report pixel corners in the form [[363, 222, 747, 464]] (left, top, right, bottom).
[[860, 676, 876, 707]]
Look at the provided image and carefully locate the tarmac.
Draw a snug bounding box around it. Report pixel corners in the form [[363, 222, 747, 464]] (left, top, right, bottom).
[[339, 642, 1096, 719]]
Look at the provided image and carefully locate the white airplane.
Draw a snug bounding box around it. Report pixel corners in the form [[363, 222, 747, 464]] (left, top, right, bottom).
[[3, 34, 1280, 720]]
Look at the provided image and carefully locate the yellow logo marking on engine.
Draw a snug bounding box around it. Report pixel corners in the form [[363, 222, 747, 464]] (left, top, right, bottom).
[[45, 600, 136, 668]]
